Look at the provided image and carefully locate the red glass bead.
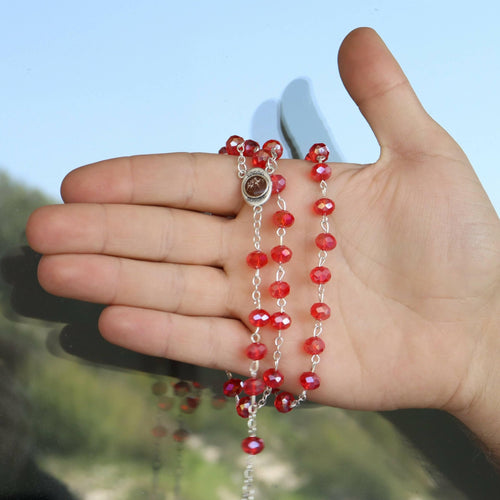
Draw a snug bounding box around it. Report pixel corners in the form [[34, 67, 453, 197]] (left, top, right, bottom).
[[249, 309, 270, 327], [151, 381, 167, 395], [300, 371, 320, 390], [173, 381, 190, 396], [310, 302, 331, 320], [243, 139, 260, 157], [236, 396, 251, 418], [313, 198, 335, 215], [223, 378, 243, 397], [211, 395, 226, 409], [226, 135, 244, 155], [246, 250, 268, 269], [274, 391, 295, 413], [180, 403, 195, 414], [304, 336, 326, 355], [270, 245, 292, 264], [315, 233, 337, 251], [271, 174, 286, 194], [310, 163, 331, 181], [186, 396, 200, 409], [243, 377, 266, 396], [262, 139, 283, 159], [308, 143, 329, 162], [218, 146, 227, 155], [245, 342, 267, 360], [263, 368, 284, 389], [173, 428, 190, 442], [272, 210, 295, 228], [157, 396, 174, 411], [152, 425, 167, 438], [242, 436, 265, 455], [269, 280, 290, 298], [270, 312, 292, 330], [252, 149, 270, 168], [305, 152, 313, 162], [310, 266, 331, 284]]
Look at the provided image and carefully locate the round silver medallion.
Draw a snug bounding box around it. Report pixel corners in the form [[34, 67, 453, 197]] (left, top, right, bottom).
[[241, 168, 272, 206]]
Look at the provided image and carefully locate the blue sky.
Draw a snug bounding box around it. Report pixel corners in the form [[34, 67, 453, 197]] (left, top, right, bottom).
[[1, 1, 499, 211]]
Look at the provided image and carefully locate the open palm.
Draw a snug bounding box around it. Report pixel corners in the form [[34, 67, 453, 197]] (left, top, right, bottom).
[[27, 29, 500, 441]]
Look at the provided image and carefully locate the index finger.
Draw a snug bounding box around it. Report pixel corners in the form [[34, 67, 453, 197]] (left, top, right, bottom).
[[61, 153, 244, 215]]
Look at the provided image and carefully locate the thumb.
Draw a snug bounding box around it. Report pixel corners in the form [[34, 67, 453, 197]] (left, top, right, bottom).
[[338, 28, 435, 156]]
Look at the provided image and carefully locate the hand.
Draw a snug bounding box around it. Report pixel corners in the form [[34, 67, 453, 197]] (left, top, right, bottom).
[[26, 28, 500, 454]]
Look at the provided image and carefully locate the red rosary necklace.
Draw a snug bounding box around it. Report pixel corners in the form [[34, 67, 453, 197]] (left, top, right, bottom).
[[219, 136, 336, 499]]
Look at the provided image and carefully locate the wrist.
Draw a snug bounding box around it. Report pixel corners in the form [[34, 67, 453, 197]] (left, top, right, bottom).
[[450, 296, 500, 464]]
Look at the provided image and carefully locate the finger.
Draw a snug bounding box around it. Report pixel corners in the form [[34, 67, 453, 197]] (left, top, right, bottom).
[[338, 27, 435, 154], [60, 153, 243, 215], [99, 305, 249, 374], [27, 203, 231, 267], [37, 254, 234, 317]]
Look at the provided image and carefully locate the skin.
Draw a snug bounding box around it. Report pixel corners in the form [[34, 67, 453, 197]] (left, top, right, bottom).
[[26, 28, 500, 461]]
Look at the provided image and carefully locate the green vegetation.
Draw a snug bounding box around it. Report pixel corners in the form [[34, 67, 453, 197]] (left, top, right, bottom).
[[0, 169, 464, 499]]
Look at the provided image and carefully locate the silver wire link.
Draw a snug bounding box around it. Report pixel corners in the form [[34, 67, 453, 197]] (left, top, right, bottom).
[[320, 215, 330, 233], [275, 265, 285, 283], [277, 194, 286, 211], [237, 143, 247, 178], [241, 456, 255, 500], [253, 206, 263, 250], [265, 148, 278, 174], [320, 179, 328, 197]]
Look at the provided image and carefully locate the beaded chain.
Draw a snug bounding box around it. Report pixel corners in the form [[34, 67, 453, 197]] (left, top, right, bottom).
[[218, 137, 336, 499]]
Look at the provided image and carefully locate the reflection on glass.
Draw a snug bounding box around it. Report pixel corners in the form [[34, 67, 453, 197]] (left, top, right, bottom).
[[0, 89, 490, 499]]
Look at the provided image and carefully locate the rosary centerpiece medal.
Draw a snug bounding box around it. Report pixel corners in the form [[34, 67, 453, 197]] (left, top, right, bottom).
[[241, 168, 272, 206]]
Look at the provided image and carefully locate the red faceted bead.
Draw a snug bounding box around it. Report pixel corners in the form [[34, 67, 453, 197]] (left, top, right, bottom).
[[157, 396, 174, 411], [223, 378, 243, 397], [310, 302, 331, 320], [249, 309, 270, 327], [173, 428, 190, 442], [272, 210, 295, 228], [243, 139, 260, 157], [270, 312, 291, 330], [270, 245, 292, 264], [173, 381, 190, 396], [310, 266, 331, 284], [252, 149, 270, 168], [308, 143, 329, 162], [274, 391, 295, 413], [304, 336, 326, 355], [236, 396, 251, 418], [315, 233, 337, 251], [269, 280, 290, 298], [246, 250, 268, 269], [185, 396, 200, 409], [180, 402, 196, 414], [211, 395, 226, 409], [263, 368, 284, 388], [313, 198, 335, 215], [226, 135, 244, 155], [151, 381, 167, 395], [305, 152, 313, 162], [218, 146, 227, 155], [300, 371, 320, 390], [245, 342, 267, 360], [310, 163, 331, 181], [152, 425, 167, 438], [262, 139, 283, 159], [242, 436, 265, 455], [271, 174, 286, 194], [243, 377, 266, 396]]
